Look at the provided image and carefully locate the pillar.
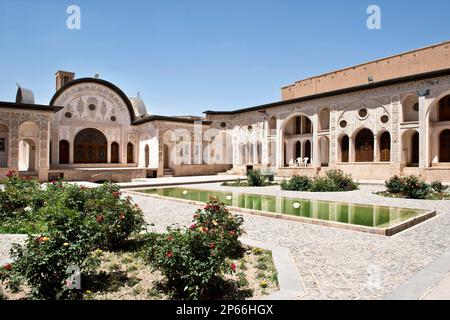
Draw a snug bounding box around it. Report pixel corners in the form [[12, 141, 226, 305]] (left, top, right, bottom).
[[418, 90, 430, 168], [312, 114, 320, 167]]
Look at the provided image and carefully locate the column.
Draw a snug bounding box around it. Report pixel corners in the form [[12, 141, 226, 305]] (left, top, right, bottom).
[[275, 119, 283, 168], [374, 135, 379, 162], [349, 137, 355, 163], [312, 114, 320, 167], [418, 90, 430, 168]]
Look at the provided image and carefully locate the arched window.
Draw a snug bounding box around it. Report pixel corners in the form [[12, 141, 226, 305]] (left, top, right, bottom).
[[341, 135, 349, 163], [59, 140, 69, 164], [440, 130, 450, 162], [295, 117, 301, 135], [268, 117, 277, 136], [439, 95, 450, 122], [127, 143, 134, 164], [379, 132, 391, 162], [319, 108, 330, 130], [74, 128, 107, 164], [355, 129, 374, 162], [111, 142, 119, 164]]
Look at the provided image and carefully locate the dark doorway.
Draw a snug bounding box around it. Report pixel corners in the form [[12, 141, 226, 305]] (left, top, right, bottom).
[[127, 143, 134, 164], [59, 140, 69, 164], [380, 132, 391, 162], [111, 142, 119, 164], [74, 129, 107, 164], [341, 135, 349, 163], [440, 130, 450, 162], [355, 129, 374, 162], [304, 140, 311, 164], [411, 132, 419, 165]]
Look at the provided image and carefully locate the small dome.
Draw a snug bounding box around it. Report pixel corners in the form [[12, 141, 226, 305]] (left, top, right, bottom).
[[16, 86, 35, 104], [129, 97, 148, 117]]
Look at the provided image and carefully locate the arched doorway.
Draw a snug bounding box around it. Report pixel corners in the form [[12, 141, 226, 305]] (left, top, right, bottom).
[[0, 123, 9, 168], [59, 140, 69, 164], [74, 128, 107, 164], [111, 142, 119, 164], [304, 140, 311, 164], [355, 129, 374, 162], [319, 137, 330, 166], [127, 143, 134, 164], [163, 144, 170, 168], [294, 141, 301, 160], [379, 132, 391, 162], [439, 95, 450, 121], [341, 135, 349, 163], [145, 145, 150, 167], [440, 130, 450, 162], [19, 139, 36, 171], [411, 132, 419, 165]]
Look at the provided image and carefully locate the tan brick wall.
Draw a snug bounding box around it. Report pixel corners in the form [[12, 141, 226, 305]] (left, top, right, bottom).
[[282, 41, 450, 100]]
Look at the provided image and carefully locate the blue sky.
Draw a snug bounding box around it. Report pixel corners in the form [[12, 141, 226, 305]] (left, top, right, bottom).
[[0, 0, 449, 116]]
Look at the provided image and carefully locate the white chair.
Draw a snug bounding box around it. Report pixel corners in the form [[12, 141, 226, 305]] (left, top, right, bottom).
[[303, 158, 309, 167], [288, 159, 295, 167], [295, 158, 302, 167]]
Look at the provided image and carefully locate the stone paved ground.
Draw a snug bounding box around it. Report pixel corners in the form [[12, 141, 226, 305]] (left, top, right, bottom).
[[130, 183, 450, 300], [1, 183, 449, 300]]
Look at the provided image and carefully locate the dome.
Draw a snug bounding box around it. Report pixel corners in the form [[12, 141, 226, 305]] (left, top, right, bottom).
[[16, 86, 35, 104], [129, 96, 148, 117]]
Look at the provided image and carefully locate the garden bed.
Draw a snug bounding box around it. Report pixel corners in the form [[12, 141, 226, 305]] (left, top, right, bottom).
[[0, 240, 278, 300]]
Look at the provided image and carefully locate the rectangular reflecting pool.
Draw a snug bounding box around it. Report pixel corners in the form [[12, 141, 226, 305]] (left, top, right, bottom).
[[139, 187, 436, 236]]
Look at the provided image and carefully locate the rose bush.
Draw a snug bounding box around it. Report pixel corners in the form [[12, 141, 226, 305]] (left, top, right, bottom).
[[1, 207, 101, 299], [146, 198, 244, 299]]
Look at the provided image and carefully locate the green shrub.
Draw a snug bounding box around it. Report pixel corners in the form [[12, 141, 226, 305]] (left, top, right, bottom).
[[2, 207, 101, 299], [309, 177, 338, 192], [146, 198, 244, 299], [281, 176, 310, 191], [84, 183, 146, 249], [385, 176, 405, 194], [247, 170, 267, 187], [402, 176, 431, 199], [0, 174, 39, 219], [431, 181, 448, 193], [325, 170, 358, 191]]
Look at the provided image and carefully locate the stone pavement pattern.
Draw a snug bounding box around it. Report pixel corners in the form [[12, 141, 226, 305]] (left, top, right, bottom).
[[130, 183, 450, 300]]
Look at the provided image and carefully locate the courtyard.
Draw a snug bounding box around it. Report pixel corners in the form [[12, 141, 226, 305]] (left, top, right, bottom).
[[1, 175, 450, 300], [121, 182, 450, 300]]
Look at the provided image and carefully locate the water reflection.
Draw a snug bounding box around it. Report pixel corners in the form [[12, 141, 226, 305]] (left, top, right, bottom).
[[145, 188, 424, 228]]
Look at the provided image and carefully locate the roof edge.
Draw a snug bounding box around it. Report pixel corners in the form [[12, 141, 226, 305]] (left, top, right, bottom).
[[204, 67, 450, 115]]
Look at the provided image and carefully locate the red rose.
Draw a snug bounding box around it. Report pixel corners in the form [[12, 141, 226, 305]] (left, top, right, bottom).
[[96, 215, 104, 223], [6, 171, 14, 178], [3, 263, 12, 271], [189, 224, 197, 230], [36, 236, 44, 244], [167, 235, 174, 241], [202, 227, 208, 233], [112, 192, 121, 198], [209, 242, 216, 249], [119, 213, 125, 220], [166, 251, 173, 258], [231, 263, 237, 271], [228, 230, 236, 236]]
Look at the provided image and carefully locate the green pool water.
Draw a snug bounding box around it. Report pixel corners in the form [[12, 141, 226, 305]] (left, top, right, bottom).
[[142, 187, 427, 229]]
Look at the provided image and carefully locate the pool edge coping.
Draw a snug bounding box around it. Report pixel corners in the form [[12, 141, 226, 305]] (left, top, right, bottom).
[[124, 189, 437, 237]]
